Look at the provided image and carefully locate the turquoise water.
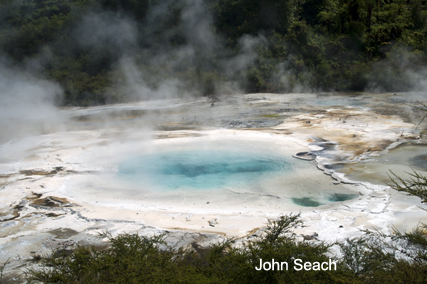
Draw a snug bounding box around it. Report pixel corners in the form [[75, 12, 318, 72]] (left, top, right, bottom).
[[292, 193, 358, 207], [328, 193, 358, 202], [117, 150, 292, 190], [292, 197, 323, 207]]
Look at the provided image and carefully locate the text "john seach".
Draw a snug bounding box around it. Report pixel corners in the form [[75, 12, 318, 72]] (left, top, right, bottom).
[[255, 258, 337, 271]]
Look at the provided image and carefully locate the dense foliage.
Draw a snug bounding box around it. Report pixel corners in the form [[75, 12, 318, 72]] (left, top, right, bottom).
[[23, 213, 427, 283], [1, 0, 427, 106]]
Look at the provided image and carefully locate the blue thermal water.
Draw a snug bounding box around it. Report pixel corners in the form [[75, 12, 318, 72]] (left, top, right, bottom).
[[292, 194, 358, 207], [117, 150, 292, 190]]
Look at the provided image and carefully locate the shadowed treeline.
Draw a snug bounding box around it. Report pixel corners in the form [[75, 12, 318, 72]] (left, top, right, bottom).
[[1, 0, 427, 106]]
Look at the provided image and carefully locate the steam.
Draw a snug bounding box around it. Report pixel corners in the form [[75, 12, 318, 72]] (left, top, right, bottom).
[[5, 0, 427, 144], [363, 47, 427, 99], [222, 35, 265, 80], [0, 0, 316, 143], [181, 0, 219, 58], [0, 61, 65, 143], [75, 11, 138, 58], [102, 0, 281, 100], [113, 57, 188, 101], [272, 59, 314, 93]]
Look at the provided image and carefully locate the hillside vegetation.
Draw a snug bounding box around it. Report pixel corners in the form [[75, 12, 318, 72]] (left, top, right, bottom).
[[1, 0, 427, 105]]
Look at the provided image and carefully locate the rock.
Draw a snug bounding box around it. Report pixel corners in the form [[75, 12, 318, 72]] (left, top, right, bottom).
[[293, 152, 316, 161], [301, 233, 318, 240]]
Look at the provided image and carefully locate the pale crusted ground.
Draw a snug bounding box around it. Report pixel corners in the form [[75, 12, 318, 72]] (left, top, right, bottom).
[[1, 92, 427, 281]]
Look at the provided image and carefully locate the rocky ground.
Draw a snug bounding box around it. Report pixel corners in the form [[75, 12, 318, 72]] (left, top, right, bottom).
[[1, 92, 427, 282]]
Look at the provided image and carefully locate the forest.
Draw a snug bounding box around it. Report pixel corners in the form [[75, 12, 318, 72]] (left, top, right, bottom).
[[1, 0, 427, 106]]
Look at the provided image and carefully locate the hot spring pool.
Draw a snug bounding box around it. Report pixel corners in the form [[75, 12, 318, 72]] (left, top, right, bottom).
[[61, 134, 362, 212], [117, 150, 292, 190], [89, 137, 361, 210]]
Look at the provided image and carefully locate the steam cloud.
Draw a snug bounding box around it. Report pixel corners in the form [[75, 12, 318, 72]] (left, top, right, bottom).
[[1, 0, 426, 143], [0, 61, 65, 143]]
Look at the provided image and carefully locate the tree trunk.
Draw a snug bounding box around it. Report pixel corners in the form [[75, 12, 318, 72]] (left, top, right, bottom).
[[367, 4, 373, 29], [349, 0, 360, 21]]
